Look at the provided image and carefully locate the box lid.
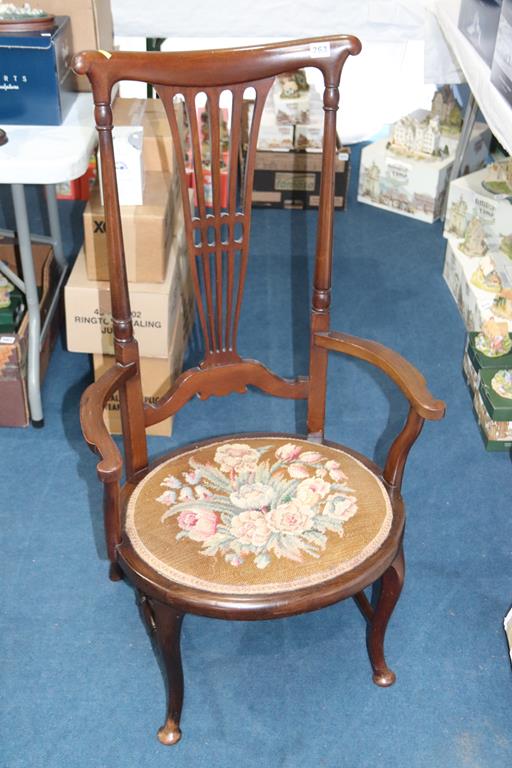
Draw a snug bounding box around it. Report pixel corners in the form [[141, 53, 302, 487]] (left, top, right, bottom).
[[0, 15, 68, 49], [467, 332, 512, 371]]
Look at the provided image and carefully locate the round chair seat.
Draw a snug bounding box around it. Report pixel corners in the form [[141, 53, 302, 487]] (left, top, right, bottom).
[[124, 436, 395, 597]]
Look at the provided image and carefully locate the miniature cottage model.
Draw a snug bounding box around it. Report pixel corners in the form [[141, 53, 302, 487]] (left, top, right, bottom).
[[460, 216, 489, 257], [446, 196, 469, 237], [431, 85, 462, 132], [359, 162, 381, 200], [389, 114, 441, 158]]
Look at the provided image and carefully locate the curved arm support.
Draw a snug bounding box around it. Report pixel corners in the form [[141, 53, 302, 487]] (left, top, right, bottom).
[[314, 331, 445, 421], [80, 362, 137, 483], [383, 407, 424, 489]]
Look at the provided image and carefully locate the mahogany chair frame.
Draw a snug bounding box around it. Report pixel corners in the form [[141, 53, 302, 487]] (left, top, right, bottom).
[[74, 36, 445, 745]]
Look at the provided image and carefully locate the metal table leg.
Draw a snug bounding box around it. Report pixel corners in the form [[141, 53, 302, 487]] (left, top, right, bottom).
[[45, 184, 67, 270], [11, 183, 44, 427]]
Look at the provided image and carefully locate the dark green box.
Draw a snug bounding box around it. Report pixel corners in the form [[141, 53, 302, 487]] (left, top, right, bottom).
[[467, 332, 512, 373], [479, 368, 512, 421]]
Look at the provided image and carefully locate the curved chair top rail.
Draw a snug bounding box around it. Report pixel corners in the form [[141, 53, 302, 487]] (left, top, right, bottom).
[[72, 35, 361, 98]]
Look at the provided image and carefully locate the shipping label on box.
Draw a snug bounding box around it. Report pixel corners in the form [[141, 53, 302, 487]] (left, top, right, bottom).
[[358, 118, 491, 223], [93, 309, 187, 437], [252, 149, 350, 210], [65, 232, 184, 357], [84, 171, 180, 283]]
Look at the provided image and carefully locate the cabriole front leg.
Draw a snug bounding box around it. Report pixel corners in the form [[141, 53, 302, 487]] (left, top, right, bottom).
[[368, 546, 405, 687], [150, 600, 185, 746]]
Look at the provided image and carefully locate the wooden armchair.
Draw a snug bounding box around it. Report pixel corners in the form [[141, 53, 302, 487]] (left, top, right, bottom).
[[74, 36, 445, 745]]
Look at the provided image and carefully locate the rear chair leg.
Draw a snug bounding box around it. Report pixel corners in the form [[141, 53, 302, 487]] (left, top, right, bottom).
[[150, 600, 185, 745], [368, 546, 405, 687]]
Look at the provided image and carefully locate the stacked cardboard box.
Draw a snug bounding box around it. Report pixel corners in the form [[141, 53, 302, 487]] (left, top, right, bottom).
[[65, 98, 193, 436], [443, 160, 512, 332], [0, 240, 60, 427]]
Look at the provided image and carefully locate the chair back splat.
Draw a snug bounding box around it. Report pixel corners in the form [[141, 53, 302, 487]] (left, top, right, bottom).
[[73, 36, 362, 463]]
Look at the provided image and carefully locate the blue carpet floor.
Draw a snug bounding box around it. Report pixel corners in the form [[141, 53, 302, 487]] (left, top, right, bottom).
[[1, 146, 512, 767]]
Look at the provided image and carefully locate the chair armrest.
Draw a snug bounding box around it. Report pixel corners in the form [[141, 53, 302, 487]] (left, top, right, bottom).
[[314, 331, 445, 421], [80, 362, 137, 483]]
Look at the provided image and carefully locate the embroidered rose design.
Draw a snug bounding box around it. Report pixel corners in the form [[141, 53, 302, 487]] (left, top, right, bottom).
[[157, 442, 358, 570]]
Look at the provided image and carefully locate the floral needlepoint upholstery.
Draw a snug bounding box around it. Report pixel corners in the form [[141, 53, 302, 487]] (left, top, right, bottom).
[[125, 437, 393, 595]]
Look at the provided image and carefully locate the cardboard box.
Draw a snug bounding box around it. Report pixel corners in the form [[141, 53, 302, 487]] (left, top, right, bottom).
[[444, 162, 512, 254], [0, 245, 59, 427], [252, 149, 350, 210], [83, 173, 179, 283], [93, 310, 187, 437], [458, 0, 502, 66], [358, 116, 491, 223], [442, 239, 512, 331], [65, 230, 184, 357], [13, 0, 114, 93], [112, 98, 176, 175], [0, 16, 73, 125], [491, 0, 512, 106]]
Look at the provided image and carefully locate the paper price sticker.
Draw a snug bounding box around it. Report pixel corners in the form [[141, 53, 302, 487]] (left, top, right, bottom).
[[0, 336, 15, 344], [309, 42, 330, 58]]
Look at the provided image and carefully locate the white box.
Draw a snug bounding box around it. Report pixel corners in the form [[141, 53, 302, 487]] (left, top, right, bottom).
[[442, 238, 512, 331], [100, 126, 145, 206], [358, 116, 491, 223], [65, 232, 184, 357], [444, 163, 512, 257], [257, 123, 294, 151]]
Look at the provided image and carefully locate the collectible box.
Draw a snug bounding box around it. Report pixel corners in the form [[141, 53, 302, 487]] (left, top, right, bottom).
[[0, 16, 73, 125], [112, 98, 176, 174], [83, 173, 179, 283], [252, 149, 350, 210], [12, 0, 114, 93], [444, 161, 512, 254], [463, 351, 512, 449], [466, 330, 512, 374], [472, 387, 512, 449], [358, 115, 490, 223], [65, 231, 184, 357], [479, 366, 512, 420], [458, 0, 503, 66], [0, 244, 59, 427], [491, 0, 512, 105], [93, 310, 187, 437], [443, 239, 512, 331]]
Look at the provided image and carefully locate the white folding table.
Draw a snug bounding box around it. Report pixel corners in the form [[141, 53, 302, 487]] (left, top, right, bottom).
[[0, 92, 97, 425]]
